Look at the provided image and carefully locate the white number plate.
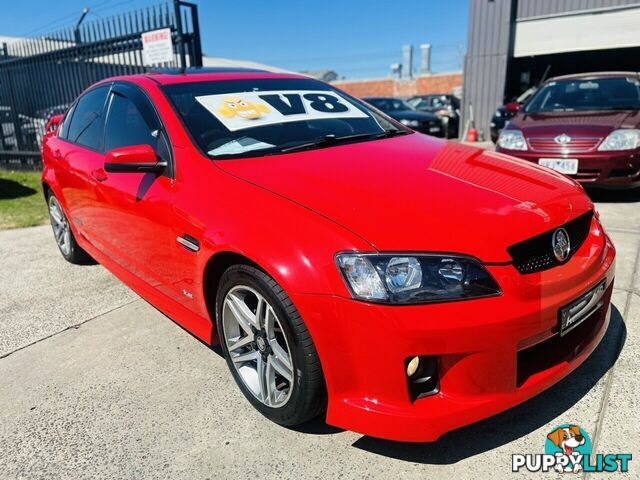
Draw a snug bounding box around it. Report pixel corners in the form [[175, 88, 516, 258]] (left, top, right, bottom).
[[538, 158, 579, 174]]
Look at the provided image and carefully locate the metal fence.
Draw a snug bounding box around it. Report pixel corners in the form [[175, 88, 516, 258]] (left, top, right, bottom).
[[0, 0, 202, 170]]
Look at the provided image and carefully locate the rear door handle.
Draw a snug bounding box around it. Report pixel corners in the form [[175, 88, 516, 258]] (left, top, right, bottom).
[[91, 168, 107, 182]]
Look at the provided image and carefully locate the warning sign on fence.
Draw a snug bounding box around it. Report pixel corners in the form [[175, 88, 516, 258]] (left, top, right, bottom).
[[141, 28, 174, 65]]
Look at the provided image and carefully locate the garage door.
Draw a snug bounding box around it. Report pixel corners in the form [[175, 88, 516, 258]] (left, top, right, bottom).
[[514, 6, 640, 57]]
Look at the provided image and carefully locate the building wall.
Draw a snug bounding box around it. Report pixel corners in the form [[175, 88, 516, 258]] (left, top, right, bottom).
[[516, 0, 640, 19], [332, 72, 462, 99], [332, 78, 394, 97], [461, 0, 516, 140]]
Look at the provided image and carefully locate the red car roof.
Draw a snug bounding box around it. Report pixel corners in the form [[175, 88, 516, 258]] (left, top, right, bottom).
[[97, 69, 309, 87]]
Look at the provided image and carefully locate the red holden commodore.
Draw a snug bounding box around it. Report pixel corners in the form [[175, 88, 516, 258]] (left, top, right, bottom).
[[42, 69, 615, 442], [496, 72, 640, 189]]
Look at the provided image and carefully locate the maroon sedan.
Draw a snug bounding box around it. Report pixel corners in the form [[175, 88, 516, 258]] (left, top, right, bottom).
[[496, 72, 640, 189]]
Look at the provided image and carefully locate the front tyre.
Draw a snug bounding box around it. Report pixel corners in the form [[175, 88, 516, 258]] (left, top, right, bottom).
[[47, 194, 93, 265], [216, 264, 325, 426]]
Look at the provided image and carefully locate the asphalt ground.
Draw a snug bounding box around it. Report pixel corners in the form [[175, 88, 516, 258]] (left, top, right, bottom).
[[1, 189, 639, 479]]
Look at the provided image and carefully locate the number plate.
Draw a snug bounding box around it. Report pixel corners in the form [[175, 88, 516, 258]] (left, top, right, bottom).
[[538, 158, 579, 174], [559, 281, 606, 337], [429, 126, 441, 133]]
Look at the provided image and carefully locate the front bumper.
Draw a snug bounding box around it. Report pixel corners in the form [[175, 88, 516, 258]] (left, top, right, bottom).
[[292, 220, 616, 442], [496, 148, 640, 188]]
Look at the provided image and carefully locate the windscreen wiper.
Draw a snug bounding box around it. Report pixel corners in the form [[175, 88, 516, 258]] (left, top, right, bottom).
[[279, 133, 382, 153], [375, 128, 412, 139]]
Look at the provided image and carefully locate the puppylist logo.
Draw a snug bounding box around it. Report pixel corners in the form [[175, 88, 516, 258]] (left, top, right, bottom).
[[512, 424, 632, 473]]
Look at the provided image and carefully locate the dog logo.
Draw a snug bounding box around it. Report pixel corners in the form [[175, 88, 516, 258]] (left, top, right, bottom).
[[552, 227, 570, 262], [217, 96, 270, 120], [546, 425, 588, 473], [513, 423, 631, 473]]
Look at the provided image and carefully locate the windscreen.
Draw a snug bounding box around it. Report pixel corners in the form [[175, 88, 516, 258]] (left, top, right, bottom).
[[524, 77, 640, 113], [162, 78, 402, 158]]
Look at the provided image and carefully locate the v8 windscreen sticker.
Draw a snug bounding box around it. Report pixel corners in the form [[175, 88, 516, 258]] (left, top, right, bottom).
[[195, 90, 369, 131]]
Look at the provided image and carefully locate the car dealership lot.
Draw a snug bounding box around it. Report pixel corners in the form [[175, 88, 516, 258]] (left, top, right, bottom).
[[1, 192, 639, 479]]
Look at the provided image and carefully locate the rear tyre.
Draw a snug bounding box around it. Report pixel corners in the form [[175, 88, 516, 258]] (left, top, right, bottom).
[[47, 194, 94, 265], [215, 264, 326, 426]]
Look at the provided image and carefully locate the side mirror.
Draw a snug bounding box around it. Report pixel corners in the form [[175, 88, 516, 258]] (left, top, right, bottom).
[[46, 114, 63, 135], [505, 102, 521, 114], [104, 144, 166, 174]]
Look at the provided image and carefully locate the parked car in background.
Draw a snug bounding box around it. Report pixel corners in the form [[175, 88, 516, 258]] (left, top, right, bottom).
[[407, 94, 460, 138], [496, 72, 640, 189], [490, 87, 536, 143], [363, 96, 444, 137]]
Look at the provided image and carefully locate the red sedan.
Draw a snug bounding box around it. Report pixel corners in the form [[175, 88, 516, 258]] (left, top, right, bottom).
[[42, 69, 615, 442], [496, 72, 640, 189]]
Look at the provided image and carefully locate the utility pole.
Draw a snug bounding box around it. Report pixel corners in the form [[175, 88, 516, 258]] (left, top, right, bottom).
[[73, 8, 90, 44]]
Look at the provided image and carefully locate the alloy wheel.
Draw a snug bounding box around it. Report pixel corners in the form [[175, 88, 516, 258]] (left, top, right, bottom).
[[48, 196, 71, 256], [222, 285, 294, 408]]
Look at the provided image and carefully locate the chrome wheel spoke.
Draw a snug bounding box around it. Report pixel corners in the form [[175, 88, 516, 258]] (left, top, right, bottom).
[[265, 306, 293, 380], [264, 306, 276, 338], [227, 333, 254, 352], [52, 224, 64, 241], [269, 353, 293, 383], [255, 296, 265, 328], [258, 355, 276, 406], [231, 349, 259, 364], [49, 206, 63, 225], [225, 292, 259, 335]]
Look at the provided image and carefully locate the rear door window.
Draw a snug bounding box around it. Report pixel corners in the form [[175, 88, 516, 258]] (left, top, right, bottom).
[[65, 86, 109, 150]]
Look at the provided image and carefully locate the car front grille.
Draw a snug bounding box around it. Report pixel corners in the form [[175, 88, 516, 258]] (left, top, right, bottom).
[[507, 210, 594, 274], [527, 137, 602, 153]]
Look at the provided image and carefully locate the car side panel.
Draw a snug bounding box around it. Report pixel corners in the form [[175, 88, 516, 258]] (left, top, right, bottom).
[[43, 135, 104, 242]]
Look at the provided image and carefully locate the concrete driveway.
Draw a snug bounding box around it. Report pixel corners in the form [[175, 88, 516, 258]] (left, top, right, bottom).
[[1, 191, 639, 479]]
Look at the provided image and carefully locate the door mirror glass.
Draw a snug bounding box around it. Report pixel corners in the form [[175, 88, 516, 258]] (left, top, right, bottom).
[[104, 144, 165, 173]]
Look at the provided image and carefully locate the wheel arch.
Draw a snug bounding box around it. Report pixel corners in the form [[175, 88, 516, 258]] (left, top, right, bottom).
[[202, 250, 262, 344], [42, 181, 52, 200]]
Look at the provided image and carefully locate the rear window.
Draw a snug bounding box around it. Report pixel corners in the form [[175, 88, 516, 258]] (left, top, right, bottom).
[[65, 86, 109, 150], [162, 78, 401, 159], [525, 77, 640, 113]]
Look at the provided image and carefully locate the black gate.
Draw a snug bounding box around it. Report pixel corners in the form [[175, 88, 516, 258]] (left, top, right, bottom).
[[0, 0, 202, 170]]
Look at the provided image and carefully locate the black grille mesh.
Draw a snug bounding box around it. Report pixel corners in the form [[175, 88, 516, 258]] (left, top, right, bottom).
[[507, 210, 594, 274]]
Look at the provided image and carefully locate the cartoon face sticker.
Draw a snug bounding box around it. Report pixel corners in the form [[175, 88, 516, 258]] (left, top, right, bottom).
[[217, 97, 270, 120]]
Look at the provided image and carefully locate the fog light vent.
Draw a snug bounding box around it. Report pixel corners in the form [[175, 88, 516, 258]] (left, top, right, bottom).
[[405, 356, 439, 401]]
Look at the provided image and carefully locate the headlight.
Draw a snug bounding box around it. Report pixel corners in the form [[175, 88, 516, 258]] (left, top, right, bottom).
[[336, 253, 501, 304], [494, 109, 502, 118], [497, 129, 527, 150], [598, 129, 640, 151], [400, 119, 421, 127]]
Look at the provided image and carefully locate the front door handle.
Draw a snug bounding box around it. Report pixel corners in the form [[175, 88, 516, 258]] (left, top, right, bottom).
[[91, 168, 107, 182], [177, 234, 200, 252]]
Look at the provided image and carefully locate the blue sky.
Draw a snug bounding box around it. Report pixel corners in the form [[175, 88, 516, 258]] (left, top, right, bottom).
[[0, 0, 469, 79]]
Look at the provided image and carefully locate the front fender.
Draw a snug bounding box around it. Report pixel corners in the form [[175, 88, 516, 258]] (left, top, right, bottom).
[[199, 175, 371, 298]]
